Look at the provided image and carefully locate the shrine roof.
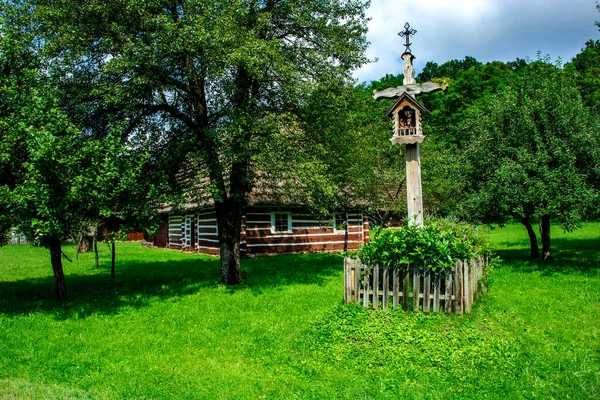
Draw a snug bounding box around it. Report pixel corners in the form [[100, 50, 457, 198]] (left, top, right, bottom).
[[386, 92, 429, 117]]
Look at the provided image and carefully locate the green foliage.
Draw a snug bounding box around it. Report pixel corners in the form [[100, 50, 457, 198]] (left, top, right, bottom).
[[371, 57, 522, 215], [357, 218, 491, 271], [28, 0, 371, 280], [459, 61, 600, 231], [418, 56, 483, 82], [296, 82, 406, 220], [31, 0, 371, 197], [419, 58, 519, 147], [0, 229, 9, 247], [567, 39, 600, 113], [410, 49, 600, 221], [1, 3, 169, 298], [0, 3, 83, 243]]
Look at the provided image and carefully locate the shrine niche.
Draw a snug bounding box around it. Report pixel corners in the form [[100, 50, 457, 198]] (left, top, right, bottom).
[[387, 92, 428, 145]]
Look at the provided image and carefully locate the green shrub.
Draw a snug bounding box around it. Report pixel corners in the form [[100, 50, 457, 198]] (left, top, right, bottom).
[[357, 217, 492, 272]]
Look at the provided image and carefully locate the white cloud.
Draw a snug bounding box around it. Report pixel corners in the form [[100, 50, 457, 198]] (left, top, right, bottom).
[[353, 0, 599, 83]]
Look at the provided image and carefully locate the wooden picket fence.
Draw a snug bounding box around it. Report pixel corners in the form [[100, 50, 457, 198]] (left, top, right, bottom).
[[344, 256, 488, 314]]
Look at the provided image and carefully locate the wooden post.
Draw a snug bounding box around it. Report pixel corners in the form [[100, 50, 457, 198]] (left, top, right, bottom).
[[423, 268, 431, 313], [463, 259, 471, 313], [363, 269, 369, 308], [344, 258, 349, 304], [412, 264, 420, 312], [383, 266, 389, 309], [444, 269, 453, 314], [350, 260, 355, 302], [433, 272, 440, 313], [455, 261, 463, 315], [354, 261, 361, 305], [472, 258, 478, 304], [405, 143, 423, 226], [373, 263, 379, 309], [392, 266, 399, 310], [402, 267, 410, 311]]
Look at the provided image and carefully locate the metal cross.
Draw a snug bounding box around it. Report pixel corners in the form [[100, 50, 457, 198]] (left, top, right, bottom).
[[398, 22, 417, 53]]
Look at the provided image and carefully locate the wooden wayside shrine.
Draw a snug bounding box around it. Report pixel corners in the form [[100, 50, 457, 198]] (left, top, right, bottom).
[[373, 22, 444, 227], [343, 257, 488, 314]]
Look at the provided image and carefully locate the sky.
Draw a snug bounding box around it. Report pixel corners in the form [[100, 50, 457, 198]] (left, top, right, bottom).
[[353, 0, 600, 83]]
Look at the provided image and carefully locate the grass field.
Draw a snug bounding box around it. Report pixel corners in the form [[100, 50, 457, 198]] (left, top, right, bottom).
[[0, 223, 599, 399]]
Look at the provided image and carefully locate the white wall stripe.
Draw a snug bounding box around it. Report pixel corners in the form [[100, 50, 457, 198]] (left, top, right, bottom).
[[249, 232, 359, 239], [292, 223, 359, 227], [247, 241, 349, 247], [290, 226, 332, 230]]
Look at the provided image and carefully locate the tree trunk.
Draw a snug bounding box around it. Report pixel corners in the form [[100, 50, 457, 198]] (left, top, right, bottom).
[[110, 240, 116, 278], [540, 214, 552, 261], [74, 232, 81, 261], [521, 217, 540, 259], [215, 198, 243, 285], [93, 234, 99, 269], [343, 222, 349, 255], [47, 236, 68, 301]]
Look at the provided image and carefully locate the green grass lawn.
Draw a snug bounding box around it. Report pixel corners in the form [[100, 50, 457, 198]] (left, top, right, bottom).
[[0, 223, 599, 399]]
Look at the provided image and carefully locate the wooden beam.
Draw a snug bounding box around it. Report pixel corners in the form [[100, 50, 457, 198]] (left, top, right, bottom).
[[405, 143, 423, 226]]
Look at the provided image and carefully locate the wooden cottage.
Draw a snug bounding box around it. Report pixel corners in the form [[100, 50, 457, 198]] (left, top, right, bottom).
[[150, 174, 370, 256], [152, 206, 369, 256]]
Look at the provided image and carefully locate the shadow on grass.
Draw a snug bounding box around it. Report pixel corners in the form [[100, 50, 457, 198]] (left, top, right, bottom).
[[0, 251, 343, 319], [495, 244, 600, 276]]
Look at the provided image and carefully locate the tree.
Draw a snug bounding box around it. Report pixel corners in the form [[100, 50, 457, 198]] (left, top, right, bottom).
[[419, 58, 518, 148], [391, 57, 519, 216], [76, 134, 166, 278], [568, 40, 600, 113], [459, 61, 600, 260], [1, 3, 80, 300], [418, 56, 482, 83], [1, 2, 164, 299], [31, 0, 370, 284]]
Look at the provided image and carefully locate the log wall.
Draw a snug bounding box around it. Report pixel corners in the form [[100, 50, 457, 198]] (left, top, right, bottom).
[[161, 207, 370, 256]]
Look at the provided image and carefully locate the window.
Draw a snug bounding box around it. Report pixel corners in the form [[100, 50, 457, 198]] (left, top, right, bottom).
[[271, 212, 291, 233], [334, 213, 347, 233]]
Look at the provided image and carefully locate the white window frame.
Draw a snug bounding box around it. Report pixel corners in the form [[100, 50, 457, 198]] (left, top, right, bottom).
[[334, 212, 348, 234], [270, 212, 292, 234]]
